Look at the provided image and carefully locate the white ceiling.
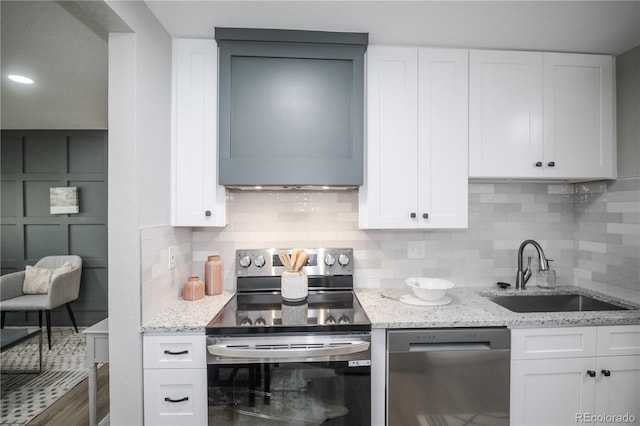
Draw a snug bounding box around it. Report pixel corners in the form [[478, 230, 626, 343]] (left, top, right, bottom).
[[146, 1, 640, 55], [0, 1, 110, 130], [2, 1, 639, 130]]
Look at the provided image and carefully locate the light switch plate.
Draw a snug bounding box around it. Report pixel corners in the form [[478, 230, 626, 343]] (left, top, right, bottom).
[[168, 246, 177, 270], [407, 241, 425, 259]]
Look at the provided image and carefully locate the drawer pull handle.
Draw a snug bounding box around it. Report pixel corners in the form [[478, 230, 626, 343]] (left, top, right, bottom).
[[535, 161, 543, 167], [164, 349, 188, 356], [601, 369, 611, 377], [410, 212, 416, 218], [164, 396, 189, 403], [587, 370, 596, 378], [547, 161, 555, 167]]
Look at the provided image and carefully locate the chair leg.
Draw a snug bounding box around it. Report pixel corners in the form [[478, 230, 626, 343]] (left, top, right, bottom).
[[1, 311, 5, 329], [38, 310, 43, 328], [65, 303, 79, 333], [45, 310, 52, 350]]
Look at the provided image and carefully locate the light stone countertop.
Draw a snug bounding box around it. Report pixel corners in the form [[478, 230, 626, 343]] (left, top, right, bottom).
[[142, 292, 234, 333], [357, 286, 640, 329], [141, 286, 640, 333]]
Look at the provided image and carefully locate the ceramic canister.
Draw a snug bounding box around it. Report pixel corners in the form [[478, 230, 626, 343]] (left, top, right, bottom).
[[183, 276, 204, 301], [280, 270, 308, 302]]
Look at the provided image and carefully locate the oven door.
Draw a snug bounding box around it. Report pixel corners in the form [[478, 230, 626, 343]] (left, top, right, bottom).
[[207, 334, 371, 426]]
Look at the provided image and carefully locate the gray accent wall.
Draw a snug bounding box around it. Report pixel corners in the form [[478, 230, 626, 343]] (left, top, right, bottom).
[[1, 130, 108, 326]]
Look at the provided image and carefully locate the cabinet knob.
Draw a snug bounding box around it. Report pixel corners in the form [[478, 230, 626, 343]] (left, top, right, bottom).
[[164, 396, 189, 403], [535, 162, 543, 167], [547, 161, 555, 167], [587, 370, 596, 378], [423, 213, 429, 219], [410, 212, 416, 218], [205, 210, 212, 217], [601, 369, 611, 377]]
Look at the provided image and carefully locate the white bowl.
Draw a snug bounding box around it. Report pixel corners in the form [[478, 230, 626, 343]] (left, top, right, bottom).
[[405, 277, 455, 302]]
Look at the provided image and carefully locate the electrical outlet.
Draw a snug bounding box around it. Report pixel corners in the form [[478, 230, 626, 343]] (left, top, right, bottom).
[[168, 246, 177, 270], [407, 241, 425, 259]]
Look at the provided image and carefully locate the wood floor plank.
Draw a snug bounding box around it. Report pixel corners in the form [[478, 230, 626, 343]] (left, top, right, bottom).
[[27, 364, 110, 426]]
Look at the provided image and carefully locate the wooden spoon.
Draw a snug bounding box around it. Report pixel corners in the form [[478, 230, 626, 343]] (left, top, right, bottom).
[[293, 249, 309, 271], [278, 251, 292, 271]]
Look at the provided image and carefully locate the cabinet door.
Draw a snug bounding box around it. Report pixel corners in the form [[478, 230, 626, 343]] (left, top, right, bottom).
[[594, 355, 640, 425], [511, 358, 596, 426], [417, 48, 468, 228], [360, 46, 419, 229], [172, 39, 226, 227], [469, 50, 543, 178], [144, 369, 207, 426], [543, 53, 615, 179]]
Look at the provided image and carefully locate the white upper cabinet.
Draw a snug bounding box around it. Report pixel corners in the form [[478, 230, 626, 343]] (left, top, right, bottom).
[[360, 46, 468, 229], [469, 50, 543, 178], [171, 39, 226, 227], [469, 50, 615, 180], [543, 53, 615, 179]]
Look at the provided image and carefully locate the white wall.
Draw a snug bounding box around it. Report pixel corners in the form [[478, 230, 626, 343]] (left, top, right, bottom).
[[617, 45, 640, 178], [106, 1, 172, 423]]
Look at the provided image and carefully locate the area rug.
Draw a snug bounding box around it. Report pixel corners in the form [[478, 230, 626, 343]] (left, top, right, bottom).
[[1, 327, 87, 426]]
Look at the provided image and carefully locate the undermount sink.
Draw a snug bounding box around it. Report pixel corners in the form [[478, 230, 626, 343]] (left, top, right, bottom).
[[488, 294, 630, 313]]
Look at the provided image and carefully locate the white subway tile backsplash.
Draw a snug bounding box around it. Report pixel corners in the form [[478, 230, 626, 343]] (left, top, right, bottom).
[[607, 223, 640, 235], [133, 177, 638, 305]]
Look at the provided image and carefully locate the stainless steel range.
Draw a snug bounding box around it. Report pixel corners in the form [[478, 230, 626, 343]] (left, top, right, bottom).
[[206, 248, 371, 425]]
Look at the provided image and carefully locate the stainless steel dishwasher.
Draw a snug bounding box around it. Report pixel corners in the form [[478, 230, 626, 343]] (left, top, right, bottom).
[[387, 328, 510, 426]]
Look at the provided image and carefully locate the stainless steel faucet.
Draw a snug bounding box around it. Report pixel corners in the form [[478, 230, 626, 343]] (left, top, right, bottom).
[[515, 240, 550, 289]]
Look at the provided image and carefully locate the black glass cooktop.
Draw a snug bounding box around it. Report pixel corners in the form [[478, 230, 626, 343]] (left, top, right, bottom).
[[206, 291, 371, 335]]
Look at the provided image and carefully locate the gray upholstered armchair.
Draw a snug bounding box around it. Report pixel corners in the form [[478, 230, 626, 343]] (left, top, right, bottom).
[[0, 255, 82, 349]]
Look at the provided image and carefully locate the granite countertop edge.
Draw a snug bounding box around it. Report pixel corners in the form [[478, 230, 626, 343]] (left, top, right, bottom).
[[141, 286, 640, 333]]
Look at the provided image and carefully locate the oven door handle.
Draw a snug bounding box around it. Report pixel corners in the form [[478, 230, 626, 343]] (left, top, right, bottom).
[[207, 339, 370, 359]]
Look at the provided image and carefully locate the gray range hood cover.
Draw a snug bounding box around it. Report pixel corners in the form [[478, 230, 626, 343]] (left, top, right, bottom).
[[216, 28, 367, 187]]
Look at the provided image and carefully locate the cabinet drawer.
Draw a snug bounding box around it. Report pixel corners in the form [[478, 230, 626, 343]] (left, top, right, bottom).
[[512, 327, 597, 360], [143, 334, 206, 369], [143, 369, 207, 426], [597, 325, 640, 356]]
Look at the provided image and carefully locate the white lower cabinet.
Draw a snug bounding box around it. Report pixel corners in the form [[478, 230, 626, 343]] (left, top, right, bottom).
[[144, 369, 207, 426], [511, 325, 640, 426], [143, 334, 207, 426]]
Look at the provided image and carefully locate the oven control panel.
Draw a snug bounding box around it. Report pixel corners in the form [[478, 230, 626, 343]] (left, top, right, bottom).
[[236, 248, 353, 277]]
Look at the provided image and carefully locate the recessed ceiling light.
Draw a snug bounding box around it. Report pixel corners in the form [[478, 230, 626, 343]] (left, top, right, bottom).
[[8, 74, 34, 84]]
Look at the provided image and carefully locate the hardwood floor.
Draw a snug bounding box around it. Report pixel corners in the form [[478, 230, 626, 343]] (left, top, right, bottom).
[[27, 364, 110, 426]]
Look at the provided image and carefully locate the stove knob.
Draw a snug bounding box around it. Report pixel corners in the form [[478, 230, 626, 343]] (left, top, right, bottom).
[[240, 317, 252, 326], [255, 317, 266, 326], [324, 254, 336, 267], [239, 255, 251, 268], [338, 315, 350, 324], [338, 254, 350, 266], [325, 315, 336, 325], [254, 255, 266, 268]]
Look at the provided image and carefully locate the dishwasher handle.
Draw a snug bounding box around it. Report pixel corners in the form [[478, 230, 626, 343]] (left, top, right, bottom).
[[409, 342, 491, 352], [388, 328, 510, 353]]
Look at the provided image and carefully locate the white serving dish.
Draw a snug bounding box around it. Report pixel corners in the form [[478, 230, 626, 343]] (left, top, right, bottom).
[[404, 277, 455, 302]]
